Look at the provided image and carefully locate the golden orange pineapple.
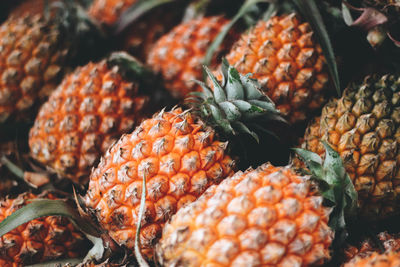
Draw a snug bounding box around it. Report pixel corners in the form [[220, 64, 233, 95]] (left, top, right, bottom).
[[84, 63, 284, 258], [300, 74, 400, 219], [156, 143, 357, 266], [0, 1, 100, 123], [225, 13, 331, 124], [88, 0, 137, 26], [0, 191, 89, 266], [147, 16, 238, 99], [29, 52, 151, 184], [344, 251, 400, 267]]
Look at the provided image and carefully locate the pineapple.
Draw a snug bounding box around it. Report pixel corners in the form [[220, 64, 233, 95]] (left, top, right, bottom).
[[0, 0, 99, 123], [299, 74, 400, 219], [147, 16, 238, 99], [344, 232, 400, 262], [225, 13, 331, 124], [0, 191, 89, 266], [29, 52, 151, 184], [156, 143, 357, 267], [344, 251, 400, 266], [83, 62, 283, 258], [88, 0, 137, 26]]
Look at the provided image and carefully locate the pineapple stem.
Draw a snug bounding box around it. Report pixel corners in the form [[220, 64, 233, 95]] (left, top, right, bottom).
[[108, 52, 153, 80]]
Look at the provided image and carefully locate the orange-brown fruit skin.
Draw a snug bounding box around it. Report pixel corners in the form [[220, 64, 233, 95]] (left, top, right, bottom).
[[225, 13, 330, 124], [84, 108, 235, 258], [29, 60, 149, 184], [147, 16, 238, 99], [0, 192, 89, 266], [344, 232, 400, 263], [0, 13, 69, 122], [88, 0, 136, 26], [344, 252, 400, 267], [299, 74, 400, 219], [157, 163, 333, 266]]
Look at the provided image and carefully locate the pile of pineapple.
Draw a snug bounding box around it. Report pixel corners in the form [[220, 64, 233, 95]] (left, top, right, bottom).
[[1, 0, 400, 266]]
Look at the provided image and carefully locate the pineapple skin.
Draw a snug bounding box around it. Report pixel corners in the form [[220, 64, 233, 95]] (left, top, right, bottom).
[[147, 16, 237, 99], [88, 0, 137, 26], [301, 74, 400, 219], [0, 13, 69, 122], [344, 232, 400, 262], [29, 60, 149, 184], [344, 251, 400, 266], [225, 13, 330, 124], [84, 108, 235, 258], [156, 163, 333, 266], [0, 192, 89, 266]]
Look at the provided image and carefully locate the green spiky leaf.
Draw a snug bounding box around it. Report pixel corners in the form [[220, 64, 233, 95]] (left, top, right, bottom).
[[294, 142, 358, 248], [0, 199, 99, 238], [134, 171, 150, 267], [292, 0, 341, 95], [114, 0, 176, 34], [203, 0, 273, 67], [188, 61, 285, 142]]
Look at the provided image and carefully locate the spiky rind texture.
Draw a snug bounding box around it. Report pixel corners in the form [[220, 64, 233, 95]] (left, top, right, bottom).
[[300, 74, 400, 219], [147, 16, 237, 99], [0, 192, 89, 266], [344, 251, 400, 267], [344, 232, 400, 262], [157, 163, 333, 266], [89, 0, 136, 26], [225, 13, 330, 124], [29, 59, 149, 183], [302, 75, 400, 219], [0, 13, 69, 122], [84, 108, 235, 258]]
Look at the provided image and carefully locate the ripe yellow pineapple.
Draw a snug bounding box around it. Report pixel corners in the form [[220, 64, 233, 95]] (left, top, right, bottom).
[[147, 16, 238, 99], [225, 13, 331, 124], [0, 192, 89, 266], [29, 52, 151, 184], [300, 74, 400, 219], [0, 0, 100, 123], [156, 143, 357, 266], [84, 62, 283, 258], [344, 251, 400, 266]]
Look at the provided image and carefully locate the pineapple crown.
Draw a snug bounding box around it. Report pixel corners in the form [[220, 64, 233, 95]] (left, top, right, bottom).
[[47, 0, 105, 65], [294, 142, 358, 249], [188, 59, 286, 143], [107, 51, 154, 85]]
